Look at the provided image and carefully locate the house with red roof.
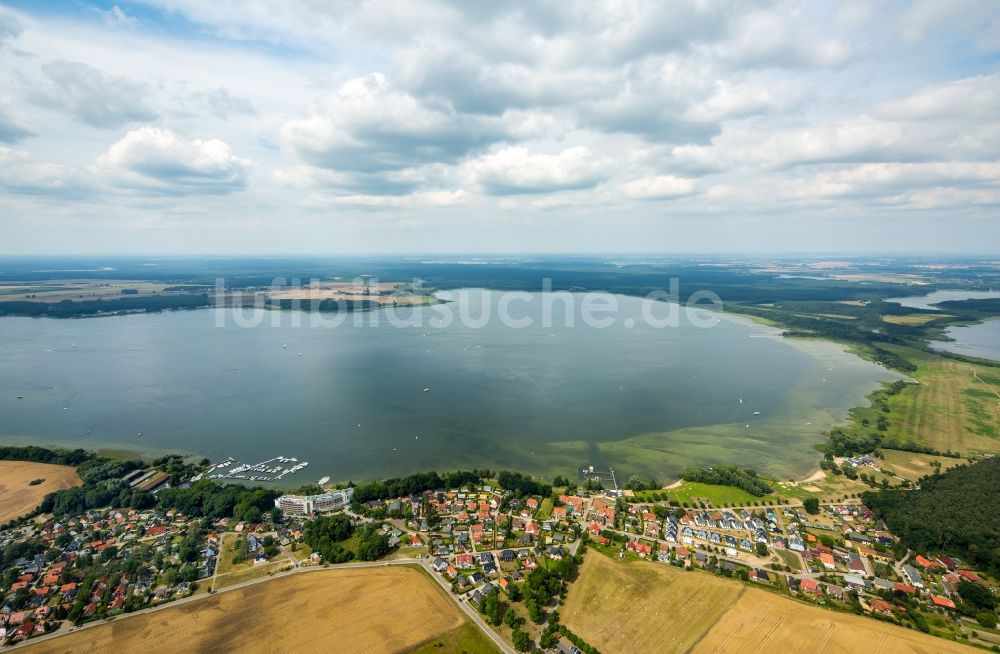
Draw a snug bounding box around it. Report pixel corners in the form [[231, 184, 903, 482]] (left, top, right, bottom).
[[870, 598, 893, 616], [15, 620, 34, 641], [627, 541, 652, 558], [957, 569, 986, 585], [800, 578, 821, 594], [931, 595, 956, 610]]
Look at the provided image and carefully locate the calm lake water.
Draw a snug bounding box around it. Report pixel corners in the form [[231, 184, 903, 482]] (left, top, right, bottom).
[[931, 319, 1000, 361], [0, 290, 898, 483], [887, 289, 1000, 311]]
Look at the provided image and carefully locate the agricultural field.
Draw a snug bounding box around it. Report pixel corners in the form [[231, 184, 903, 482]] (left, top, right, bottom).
[[879, 449, 966, 483], [0, 461, 81, 523], [262, 280, 433, 307], [0, 280, 173, 303], [565, 552, 977, 654], [881, 313, 951, 326], [25, 567, 467, 654], [693, 587, 976, 654], [861, 346, 1000, 456], [562, 551, 745, 654]]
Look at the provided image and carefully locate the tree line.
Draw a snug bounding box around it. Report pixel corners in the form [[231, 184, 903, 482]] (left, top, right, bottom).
[[350, 469, 490, 505], [496, 471, 552, 498], [681, 466, 773, 496], [0, 294, 209, 317]]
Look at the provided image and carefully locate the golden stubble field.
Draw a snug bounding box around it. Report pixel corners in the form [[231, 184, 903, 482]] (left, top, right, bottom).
[[24, 567, 464, 654], [563, 552, 976, 654], [562, 551, 745, 653], [694, 587, 975, 654], [0, 461, 81, 523]]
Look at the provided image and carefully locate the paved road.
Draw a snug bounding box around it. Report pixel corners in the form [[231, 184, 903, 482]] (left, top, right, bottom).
[[414, 558, 516, 654]]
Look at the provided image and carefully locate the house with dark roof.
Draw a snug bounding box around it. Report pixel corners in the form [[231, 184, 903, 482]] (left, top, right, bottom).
[[901, 564, 923, 588]]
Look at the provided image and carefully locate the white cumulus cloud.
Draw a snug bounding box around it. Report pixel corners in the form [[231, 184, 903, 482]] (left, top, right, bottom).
[[465, 146, 609, 195], [93, 127, 250, 195], [621, 175, 696, 200]]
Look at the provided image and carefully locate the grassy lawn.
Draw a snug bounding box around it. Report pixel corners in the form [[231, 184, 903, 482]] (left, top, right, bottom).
[[289, 542, 312, 561], [212, 559, 289, 590], [536, 497, 554, 519], [639, 482, 771, 507], [213, 532, 251, 575], [404, 622, 501, 654], [773, 548, 803, 572], [387, 545, 427, 560]]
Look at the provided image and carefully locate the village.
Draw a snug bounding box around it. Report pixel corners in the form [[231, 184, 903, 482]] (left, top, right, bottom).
[[2, 466, 998, 653]]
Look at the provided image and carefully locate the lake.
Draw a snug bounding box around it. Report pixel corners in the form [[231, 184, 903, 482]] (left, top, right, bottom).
[[931, 319, 1000, 362], [0, 290, 899, 483], [886, 289, 1000, 311]]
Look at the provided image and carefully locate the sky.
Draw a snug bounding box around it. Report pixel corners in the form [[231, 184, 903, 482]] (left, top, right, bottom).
[[0, 1, 998, 255]]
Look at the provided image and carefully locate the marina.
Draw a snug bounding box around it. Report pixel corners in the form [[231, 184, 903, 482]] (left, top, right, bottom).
[[197, 455, 311, 483]]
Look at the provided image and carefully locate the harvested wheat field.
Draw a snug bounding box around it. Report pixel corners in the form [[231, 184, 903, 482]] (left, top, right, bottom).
[[25, 567, 465, 654], [565, 552, 976, 654], [693, 587, 976, 654], [562, 552, 745, 654], [0, 461, 81, 523]]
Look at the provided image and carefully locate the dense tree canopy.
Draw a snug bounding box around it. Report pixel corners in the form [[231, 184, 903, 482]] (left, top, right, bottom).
[[154, 481, 278, 521], [863, 457, 1000, 575], [497, 471, 551, 498]]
